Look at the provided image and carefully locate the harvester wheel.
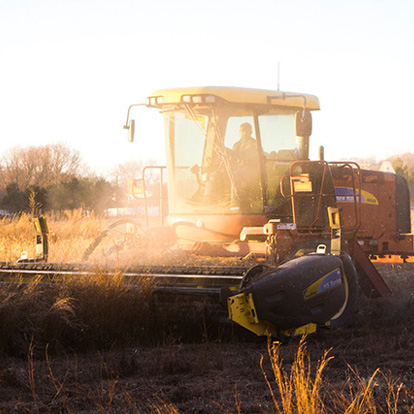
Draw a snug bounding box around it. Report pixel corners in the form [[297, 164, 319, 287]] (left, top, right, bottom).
[[239, 250, 358, 331], [239, 264, 269, 290], [329, 253, 358, 329], [82, 219, 144, 262]]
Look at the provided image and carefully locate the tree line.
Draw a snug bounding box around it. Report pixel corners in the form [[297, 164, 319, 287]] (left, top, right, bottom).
[[392, 156, 414, 205], [2, 143, 412, 216], [392, 157, 414, 186], [0, 144, 140, 215]]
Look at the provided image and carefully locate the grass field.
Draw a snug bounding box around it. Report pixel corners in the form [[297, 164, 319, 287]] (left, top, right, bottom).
[[0, 210, 101, 262], [0, 212, 414, 413]]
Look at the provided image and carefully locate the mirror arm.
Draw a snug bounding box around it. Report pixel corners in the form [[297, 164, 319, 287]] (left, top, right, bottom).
[[123, 103, 146, 130]]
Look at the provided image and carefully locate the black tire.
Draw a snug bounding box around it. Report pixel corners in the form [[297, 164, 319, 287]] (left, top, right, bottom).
[[239, 264, 269, 290], [329, 253, 358, 329]]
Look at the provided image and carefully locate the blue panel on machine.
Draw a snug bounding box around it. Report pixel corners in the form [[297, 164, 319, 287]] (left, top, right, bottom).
[[303, 268, 343, 300]]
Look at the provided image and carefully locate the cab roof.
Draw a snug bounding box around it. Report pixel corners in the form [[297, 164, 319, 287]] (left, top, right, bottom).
[[147, 86, 320, 110]]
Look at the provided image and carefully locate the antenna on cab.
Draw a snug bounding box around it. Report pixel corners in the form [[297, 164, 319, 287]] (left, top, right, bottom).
[[277, 62, 280, 91]]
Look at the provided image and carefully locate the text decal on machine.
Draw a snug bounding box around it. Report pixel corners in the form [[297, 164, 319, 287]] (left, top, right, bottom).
[[303, 268, 343, 300], [335, 187, 379, 205]]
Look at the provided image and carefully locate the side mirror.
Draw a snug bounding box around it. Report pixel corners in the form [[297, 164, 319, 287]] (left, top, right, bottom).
[[295, 109, 312, 137], [127, 119, 135, 143]]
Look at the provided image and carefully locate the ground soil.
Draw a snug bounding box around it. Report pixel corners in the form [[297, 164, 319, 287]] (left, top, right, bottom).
[[1, 263, 414, 413]]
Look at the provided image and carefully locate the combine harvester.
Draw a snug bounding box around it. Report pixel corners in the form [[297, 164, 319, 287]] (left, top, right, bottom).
[[2, 86, 414, 337]]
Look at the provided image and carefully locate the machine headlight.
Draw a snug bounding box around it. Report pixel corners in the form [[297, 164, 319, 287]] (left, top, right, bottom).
[[146, 96, 165, 106], [181, 95, 217, 104]]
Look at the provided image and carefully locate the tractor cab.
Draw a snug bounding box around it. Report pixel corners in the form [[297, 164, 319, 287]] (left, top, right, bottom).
[[125, 87, 320, 243], [120, 86, 412, 336]]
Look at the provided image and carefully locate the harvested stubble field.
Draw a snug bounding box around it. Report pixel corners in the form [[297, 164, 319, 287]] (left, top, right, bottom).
[[0, 212, 414, 413]]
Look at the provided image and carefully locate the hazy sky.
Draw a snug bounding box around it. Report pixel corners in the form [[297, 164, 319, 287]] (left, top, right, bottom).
[[1, 0, 413, 175]]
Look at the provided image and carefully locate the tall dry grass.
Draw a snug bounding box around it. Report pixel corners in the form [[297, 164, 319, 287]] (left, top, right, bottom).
[[259, 337, 405, 414], [0, 271, 226, 358], [0, 211, 235, 357], [6, 337, 409, 413], [261, 337, 330, 413], [0, 212, 413, 412], [0, 209, 104, 262], [0, 272, 155, 357]]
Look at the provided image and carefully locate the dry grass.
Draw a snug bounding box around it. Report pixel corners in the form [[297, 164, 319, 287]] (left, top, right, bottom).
[[0, 210, 103, 262], [0, 273, 229, 360], [261, 337, 331, 414], [260, 337, 407, 414], [1, 337, 410, 413], [0, 210, 187, 265], [0, 213, 414, 412], [0, 273, 154, 357], [0, 212, 236, 358]]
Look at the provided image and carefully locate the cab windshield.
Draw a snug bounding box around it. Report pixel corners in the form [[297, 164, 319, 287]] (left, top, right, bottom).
[[163, 103, 299, 216]]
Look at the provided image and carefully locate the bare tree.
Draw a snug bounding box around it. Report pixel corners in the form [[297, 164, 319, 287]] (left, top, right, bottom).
[[109, 159, 163, 191], [110, 160, 145, 188], [0, 143, 85, 191]]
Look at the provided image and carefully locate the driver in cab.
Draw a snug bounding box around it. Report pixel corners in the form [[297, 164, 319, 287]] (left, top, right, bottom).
[[230, 122, 261, 212], [232, 122, 257, 157]]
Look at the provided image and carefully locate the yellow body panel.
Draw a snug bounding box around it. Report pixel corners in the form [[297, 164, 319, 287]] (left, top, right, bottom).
[[228, 292, 318, 337], [228, 293, 278, 336], [147, 86, 320, 110]]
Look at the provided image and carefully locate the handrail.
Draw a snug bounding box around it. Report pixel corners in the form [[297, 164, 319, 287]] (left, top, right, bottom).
[[135, 166, 167, 226], [279, 160, 362, 232]]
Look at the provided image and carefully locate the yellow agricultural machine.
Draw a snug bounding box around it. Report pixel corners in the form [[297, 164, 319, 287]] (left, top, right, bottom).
[[3, 86, 413, 337], [121, 86, 413, 335]]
